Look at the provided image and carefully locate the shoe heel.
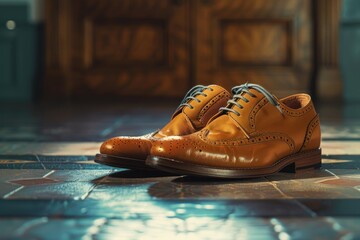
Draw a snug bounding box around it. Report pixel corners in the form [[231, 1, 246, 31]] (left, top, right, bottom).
[[281, 149, 322, 173]]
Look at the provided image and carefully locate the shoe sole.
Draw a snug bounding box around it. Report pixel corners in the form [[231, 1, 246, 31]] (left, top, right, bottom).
[[95, 153, 157, 171], [146, 148, 322, 178]]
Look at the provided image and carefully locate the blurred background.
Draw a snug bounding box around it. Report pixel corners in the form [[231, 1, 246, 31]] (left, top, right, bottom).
[[1, 2, 360, 238], [0, 0, 359, 103]]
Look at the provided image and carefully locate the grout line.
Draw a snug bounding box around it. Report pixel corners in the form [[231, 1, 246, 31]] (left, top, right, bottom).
[[15, 217, 49, 236], [3, 186, 24, 199], [266, 178, 318, 217], [75, 184, 97, 201], [315, 169, 339, 184], [34, 154, 46, 170], [42, 170, 55, 178], [292, 199, 318, 218], [324, 169, 340, 178], [265, 178, 291, 199], [77, 169, 114, 200]]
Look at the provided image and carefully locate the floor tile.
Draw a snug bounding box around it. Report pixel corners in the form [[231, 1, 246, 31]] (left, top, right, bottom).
[[322, 154, 360, 169], [8, 182, 95, 200], [49, 170, 114, 182], [0, 142, 101, 155], [322, 141, 360, 155], [267, 170, 360, 199], [147, 176, 286, 200], [0, 170, 52, 198], [0, 103, 360, 239], [0, 155, 115, 170], [299, 199, 360, 216], [1, 216, 359, 240]]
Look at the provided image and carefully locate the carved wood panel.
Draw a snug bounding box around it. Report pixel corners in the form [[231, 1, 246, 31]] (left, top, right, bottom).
[[89, 19, 167, 67], [45, 0, 320, 99], [315, 0, 342, 99], [45, 0, 190, 99], [220, 19, 291, 66], [194, 0, 313, 97]]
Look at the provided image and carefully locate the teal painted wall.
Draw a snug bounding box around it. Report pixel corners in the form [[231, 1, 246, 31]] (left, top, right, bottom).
[[340, 0, 360, 102], [0, 0, 44, 23], [0, 2, 42, 101]]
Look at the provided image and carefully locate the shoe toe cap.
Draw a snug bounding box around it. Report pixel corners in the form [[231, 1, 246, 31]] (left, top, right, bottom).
[[100, 136, 152, 159]]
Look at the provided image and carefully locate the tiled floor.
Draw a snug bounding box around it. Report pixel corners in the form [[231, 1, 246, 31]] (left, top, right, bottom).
[[0, 102, 360, 239]]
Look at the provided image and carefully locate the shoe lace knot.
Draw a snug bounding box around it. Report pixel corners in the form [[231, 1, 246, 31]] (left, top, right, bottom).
[[219, 83, 282, 116], [176, 85, 214, 111]]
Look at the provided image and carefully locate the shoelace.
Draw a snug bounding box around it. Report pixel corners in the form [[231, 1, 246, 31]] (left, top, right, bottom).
[[219, 83, 282, 116], [176, 85, 214, 111]]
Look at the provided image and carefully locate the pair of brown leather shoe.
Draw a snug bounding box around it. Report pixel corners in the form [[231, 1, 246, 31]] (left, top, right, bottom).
[[95, 83, 321, 178]]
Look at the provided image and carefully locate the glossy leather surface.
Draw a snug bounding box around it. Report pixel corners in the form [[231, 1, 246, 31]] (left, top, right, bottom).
[[100, 85, 231, 159], [150, 88, 321, 168]]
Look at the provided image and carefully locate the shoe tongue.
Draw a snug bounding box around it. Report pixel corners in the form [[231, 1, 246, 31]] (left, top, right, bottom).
[[180, 84, 229, 121], [217, 88, 266, 117], [154, 84, 230, 137], [234, 88, 263, 105], [203, 88, 268, 140], [170, 85, 227, 116]]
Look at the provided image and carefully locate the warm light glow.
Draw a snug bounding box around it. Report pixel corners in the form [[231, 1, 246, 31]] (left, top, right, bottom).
[[6, 20, 16, 30]]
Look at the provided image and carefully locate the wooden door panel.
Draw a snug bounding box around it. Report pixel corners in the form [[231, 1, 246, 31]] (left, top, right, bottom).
[[45, 0, 190, 99], [45, 0, 316, 99], [195, 0, 313, 97], [221, 20, 291, 65], [90, 20, 167, 66]]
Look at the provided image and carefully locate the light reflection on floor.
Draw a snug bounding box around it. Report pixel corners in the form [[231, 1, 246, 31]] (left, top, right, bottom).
[[0, 102, 359, 239]]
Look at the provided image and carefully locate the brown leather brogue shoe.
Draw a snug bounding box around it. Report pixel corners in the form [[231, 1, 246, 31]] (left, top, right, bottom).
[[147, 83, 321, 178], [95, 85, 231, 170]]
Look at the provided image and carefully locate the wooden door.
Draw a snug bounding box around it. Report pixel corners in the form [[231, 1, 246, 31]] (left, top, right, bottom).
[[194, 0, 313, 97], [45, 0, 190, 99]]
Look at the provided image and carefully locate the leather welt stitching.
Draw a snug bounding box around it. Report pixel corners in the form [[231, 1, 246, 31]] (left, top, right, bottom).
[[198, 130, 295, 152], [249, 97, 268, 130], [300, 115, 320, 151], [197, 91, 230, 122]]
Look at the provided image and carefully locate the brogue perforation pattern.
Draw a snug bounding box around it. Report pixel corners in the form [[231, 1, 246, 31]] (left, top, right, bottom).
[[107, 132, 153, 148], [280, 104, 313, 117], [198, 130, 295, 152], [301, 115, 320, 150], [197, 91, 231, 122], [249, 97, 268, 129]]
